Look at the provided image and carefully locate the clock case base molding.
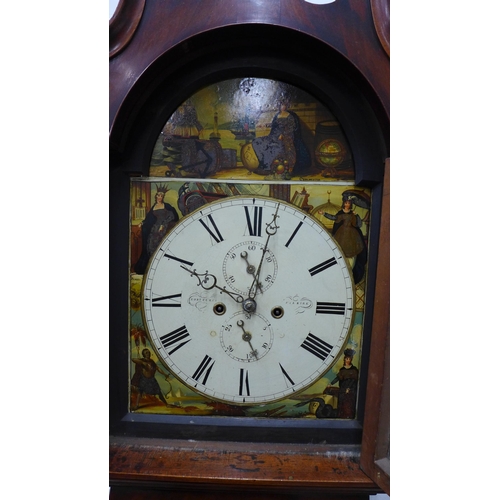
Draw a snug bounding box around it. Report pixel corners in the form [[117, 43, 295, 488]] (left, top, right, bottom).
[[110, 436, 380, 498]]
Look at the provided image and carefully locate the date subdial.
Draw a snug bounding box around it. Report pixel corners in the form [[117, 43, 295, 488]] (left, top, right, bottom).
[[220, 311, 273, 362], [222, 241, 278, 297]]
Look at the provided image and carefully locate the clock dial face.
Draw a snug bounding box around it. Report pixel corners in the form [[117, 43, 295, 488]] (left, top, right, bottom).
[[142, 196, 355, 405]]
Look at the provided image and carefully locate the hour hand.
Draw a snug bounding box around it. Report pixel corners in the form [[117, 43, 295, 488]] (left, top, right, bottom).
[[180, 265, 243, 303]]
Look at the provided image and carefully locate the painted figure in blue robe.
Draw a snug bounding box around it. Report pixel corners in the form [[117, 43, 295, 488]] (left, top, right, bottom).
[[242, 99, 311, 177]]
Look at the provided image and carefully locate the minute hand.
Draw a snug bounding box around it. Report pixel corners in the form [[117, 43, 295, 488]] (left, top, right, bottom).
[[248, 205, 280, 299]]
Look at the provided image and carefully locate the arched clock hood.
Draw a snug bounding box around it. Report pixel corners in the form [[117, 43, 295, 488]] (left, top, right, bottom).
[[110, 23, 388, 186]]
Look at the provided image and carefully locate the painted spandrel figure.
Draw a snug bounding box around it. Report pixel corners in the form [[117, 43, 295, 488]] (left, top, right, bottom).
[[131, 348, 170, 410], [134, 184, 179, 274], [318, 193, 368, 284], [324, 348, 359, 419]]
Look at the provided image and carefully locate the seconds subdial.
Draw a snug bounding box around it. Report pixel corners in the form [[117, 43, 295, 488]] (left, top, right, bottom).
[[222, 241, 278, 297], [220, 311, 274, 363]]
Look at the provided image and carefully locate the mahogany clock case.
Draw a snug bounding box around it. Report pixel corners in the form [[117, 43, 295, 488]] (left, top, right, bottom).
[[109, 24, 389, 445]]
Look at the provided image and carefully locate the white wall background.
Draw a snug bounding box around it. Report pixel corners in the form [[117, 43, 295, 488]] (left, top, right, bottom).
[[109, 0, 119, 19], [2, 2, 495, 500]]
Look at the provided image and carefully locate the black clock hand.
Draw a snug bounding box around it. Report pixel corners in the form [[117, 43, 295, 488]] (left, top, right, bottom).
[[248, 205, 280, 300], [237, 320, 259, 360], [180, 265, 244, 303], [240, 251, 262, 293]]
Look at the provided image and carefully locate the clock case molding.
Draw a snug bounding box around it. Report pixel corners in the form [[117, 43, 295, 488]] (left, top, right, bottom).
[[110, 0, 389, 496]]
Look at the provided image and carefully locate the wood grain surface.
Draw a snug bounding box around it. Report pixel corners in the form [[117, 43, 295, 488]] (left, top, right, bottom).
[[110, 436, 378, 496]]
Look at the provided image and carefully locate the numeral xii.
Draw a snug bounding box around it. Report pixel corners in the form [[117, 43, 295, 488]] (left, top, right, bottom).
[[244, 205, 263, 236]]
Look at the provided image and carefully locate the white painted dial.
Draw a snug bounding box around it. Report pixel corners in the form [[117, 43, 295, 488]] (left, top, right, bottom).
[[142, 196, 355, 405]]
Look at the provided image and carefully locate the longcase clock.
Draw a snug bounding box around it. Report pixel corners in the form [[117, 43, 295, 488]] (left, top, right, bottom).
[[109, 0, 390, 498]]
